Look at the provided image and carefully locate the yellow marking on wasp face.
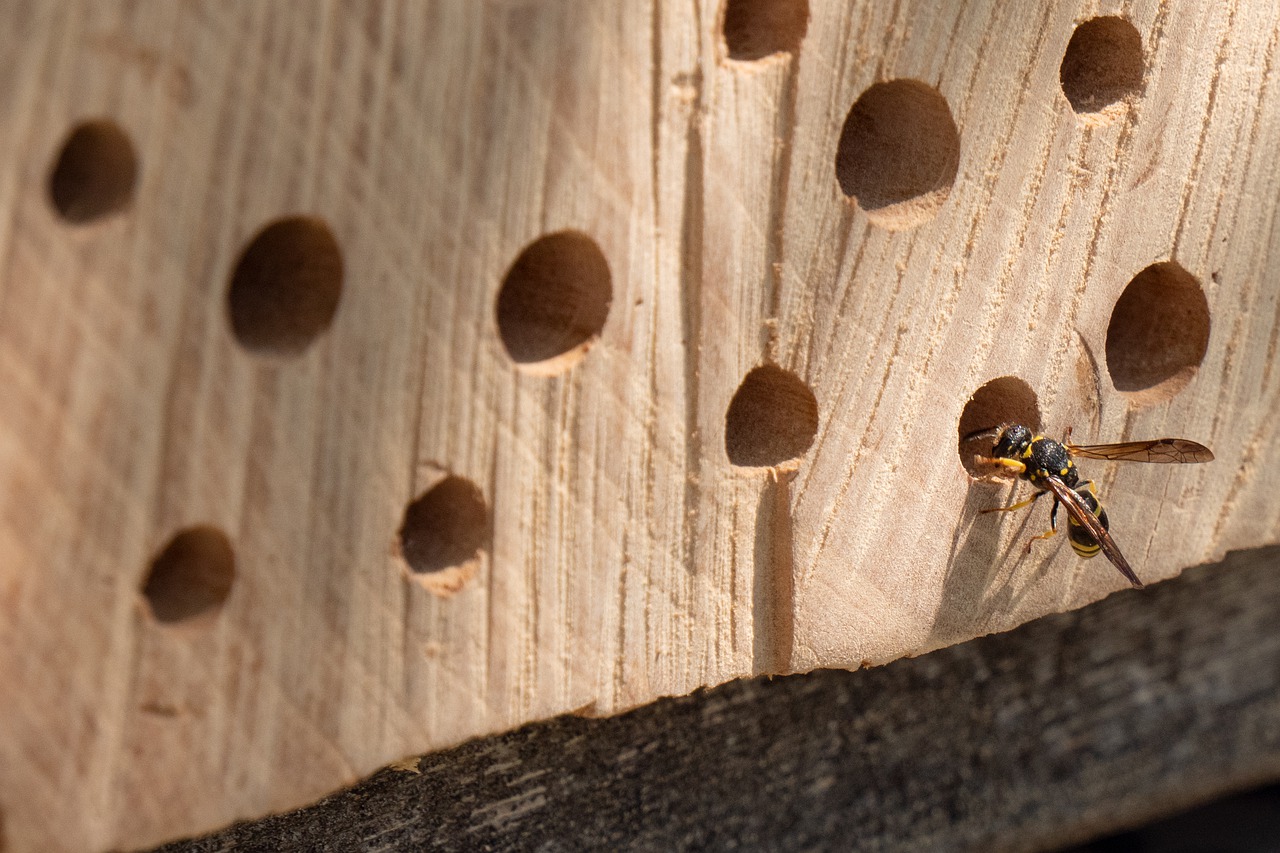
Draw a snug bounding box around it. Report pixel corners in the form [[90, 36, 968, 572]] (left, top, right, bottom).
[[1060, 467, 1069, 476]]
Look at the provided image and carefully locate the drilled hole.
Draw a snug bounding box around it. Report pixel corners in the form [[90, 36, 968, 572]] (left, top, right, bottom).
[[1060, 16, 1144, 114], [723, 0, 809, 61], [1105, 262, 1209, 404], [725, 365, 819, 468], [835, 79, 960, 231], [399, 476, 489, 595], [142, 527, 235, 627], [958, 377, 1041, 476], [227, 216, 344, 356], [47, 119, 138, 224], [496, 231, 612, 375]]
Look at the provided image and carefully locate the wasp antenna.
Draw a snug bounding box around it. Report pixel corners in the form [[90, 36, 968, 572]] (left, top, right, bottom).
[[961, 424, 1003, 444]]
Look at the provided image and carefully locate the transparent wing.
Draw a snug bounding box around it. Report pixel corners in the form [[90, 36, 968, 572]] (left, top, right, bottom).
[[1067, 438, 1214, 464], [1043, 476, 1144, 589]]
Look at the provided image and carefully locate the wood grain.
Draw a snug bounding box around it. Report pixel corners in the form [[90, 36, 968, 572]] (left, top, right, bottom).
[[1, 1, 1278, 849]]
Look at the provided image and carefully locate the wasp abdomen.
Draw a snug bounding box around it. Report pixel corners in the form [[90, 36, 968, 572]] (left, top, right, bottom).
[[1066, 483, 1108, 559]]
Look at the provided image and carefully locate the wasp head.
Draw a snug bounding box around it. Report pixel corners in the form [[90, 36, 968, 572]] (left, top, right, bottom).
[[991, 423, 1033, 460]]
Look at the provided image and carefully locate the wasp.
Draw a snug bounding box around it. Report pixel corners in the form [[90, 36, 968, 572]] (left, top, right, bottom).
[[969, 424, 1213, 588]]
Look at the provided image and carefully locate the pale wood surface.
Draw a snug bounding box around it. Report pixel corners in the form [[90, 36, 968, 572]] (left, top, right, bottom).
[[1, 2, 1278, 850]]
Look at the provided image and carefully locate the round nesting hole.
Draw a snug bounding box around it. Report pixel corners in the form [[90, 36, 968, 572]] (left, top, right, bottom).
[[958, 377, 1041, 477], [1060, 16, 1144, 115], [496, 230, 612, 375], [725, 365, 819, 468], [835, 79, 960, 231], [47, 119, 138, 224], [227, 216, 344, 356], [723, 0, 810, 61], [399, 476, 490, 595], [1105, 262, 1209, 404], [142, 526, 235, 627]]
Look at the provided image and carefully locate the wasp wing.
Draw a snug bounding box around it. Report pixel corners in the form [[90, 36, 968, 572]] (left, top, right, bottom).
[[1066, 438, 1214, 464], [1042, 476, 1144, 589]]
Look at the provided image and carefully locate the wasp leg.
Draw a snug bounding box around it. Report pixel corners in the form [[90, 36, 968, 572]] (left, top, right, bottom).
[[982, 457, 1027, 476], [1025, 497, 1061, 553], [980, 490, 1044, 515]]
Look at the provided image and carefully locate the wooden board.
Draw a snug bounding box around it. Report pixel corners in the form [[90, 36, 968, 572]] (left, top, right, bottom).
[[1, 1, 1278, 849], [155, 546, 1280, 853]]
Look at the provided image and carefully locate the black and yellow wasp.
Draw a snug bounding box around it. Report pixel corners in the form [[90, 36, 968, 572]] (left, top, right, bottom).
[[970, 424, 1213, 588]]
